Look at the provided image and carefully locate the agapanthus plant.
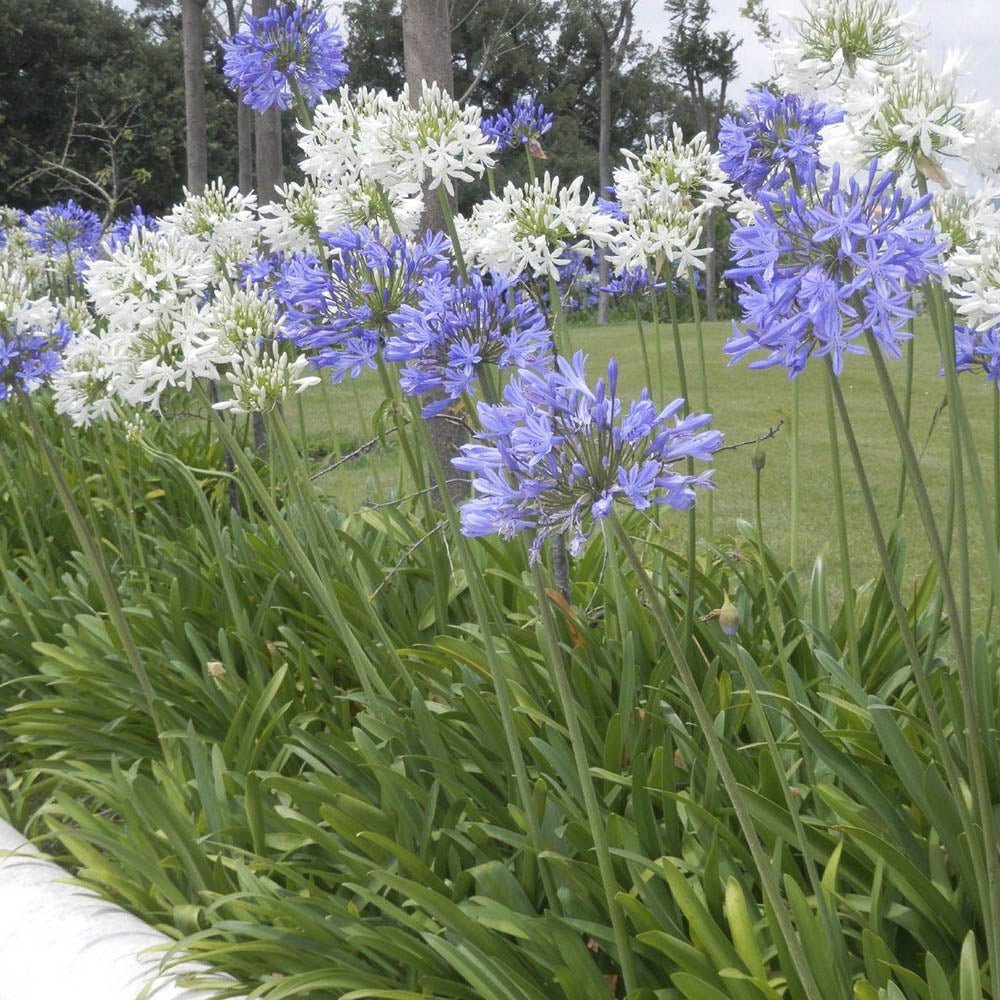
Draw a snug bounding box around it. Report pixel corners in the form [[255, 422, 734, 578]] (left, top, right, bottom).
[[453, 351, 722, 559], [222, 3, 348, 113], [482, 96, 554, 156], [719, 90, 844, 195], [385, 269, 551, 415], [725, 160, 945, 375], [275, 226, 452, 383], [106, 207, 159, 252]]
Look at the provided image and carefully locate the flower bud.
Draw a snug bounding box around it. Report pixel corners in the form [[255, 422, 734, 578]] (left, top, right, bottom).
[[751, 446, 766, 471], [718, 595, 740, 636]]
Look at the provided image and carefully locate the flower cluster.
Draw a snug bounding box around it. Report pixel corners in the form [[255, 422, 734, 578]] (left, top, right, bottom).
[[719, 90, 844, 195], [954, 324, 1000, 387], [0, 291, 71, 402], [610, 126, 729, 276], [386, 270, 551, 415], [25, 200, 102, 261], [275, 226, 452, 383], [482, 96, 554, 155], [725, 161, 945, 376], [454, 352, 722, 558], [222, 3, 348, 113], [460, 173, 617, 281]]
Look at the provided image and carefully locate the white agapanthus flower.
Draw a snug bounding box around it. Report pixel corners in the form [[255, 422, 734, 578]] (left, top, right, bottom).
[[775, 0, 922, 95], [213, 341, 321, 414], [820, 51, 978, 184], [359, 81, 496, 196], [85, 227, 214, 327], [609, 126, 728, 275], [459, 173, 617, 281], [298, 86, 398, 183], [949, 230, 1000, 332], [203, 282, 279, 355], [51, 330, 119, 427], [614, 126, 730, 222], [159, 179, 261, 280]]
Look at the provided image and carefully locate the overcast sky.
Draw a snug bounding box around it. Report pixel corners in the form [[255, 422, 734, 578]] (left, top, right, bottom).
[[628, 0, 1000, 107]]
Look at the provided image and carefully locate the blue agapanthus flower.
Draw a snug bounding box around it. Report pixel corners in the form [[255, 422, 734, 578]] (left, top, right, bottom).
[[275, 226, 452, 383], [482, 96, 554, 154], [719, 90, 844, 196], [222, 3, 348, 113], [385, 269, 551, 415], [725, 160, 945, 377], [107, 207, 159, 251], [954, 325, 1000, 387], [453, 351, 722, 559], [25, 201, 102, 259], [0, 317, 71, 401]]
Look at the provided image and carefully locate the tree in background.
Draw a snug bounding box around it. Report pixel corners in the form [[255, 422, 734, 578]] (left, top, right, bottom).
[[664, 0, 740, 318]]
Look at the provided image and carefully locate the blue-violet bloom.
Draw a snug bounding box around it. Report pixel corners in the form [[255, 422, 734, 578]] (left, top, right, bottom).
[[482, 96, 554, 154], [223, 3, 348, 113], [386, 269, 551, 415], [719, 90, 844, 196], [25, 200, 102, 260], [725, 160, 946, 377], [275, 226, 452, 383], [954, 324, 1000, 387], [453, 351, 722, 559]]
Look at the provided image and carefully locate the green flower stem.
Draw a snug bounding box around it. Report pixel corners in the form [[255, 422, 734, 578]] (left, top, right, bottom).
[[864, 332, 1000, 990], [349, 379, 384, 494], [375, 353, 426, 495], [436, 186, 468, 281], [413, 414, 563, 915], [546, 273, 574, 357], [826, 364, 991, 959], [523, 144, 536, 184], [662, 277, 689, 404], [649, 278, 666, 406], [687, 268, 713, 538], [530, 557, 639, 995], [821, 372, 861, 680], [20, 392, 168, 744], [663, 277, 697, 654], [607, 513, 824, 1000], [631, 301, 654, 393], [789, 377, 800, 568], [894, 324, 916, 519]]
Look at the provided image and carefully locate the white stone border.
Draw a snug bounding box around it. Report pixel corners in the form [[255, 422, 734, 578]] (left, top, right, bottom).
[[0, 818, 243, 1000]]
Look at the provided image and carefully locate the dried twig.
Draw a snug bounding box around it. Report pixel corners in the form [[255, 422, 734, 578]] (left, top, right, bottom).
[[371, 519, 449, 599]]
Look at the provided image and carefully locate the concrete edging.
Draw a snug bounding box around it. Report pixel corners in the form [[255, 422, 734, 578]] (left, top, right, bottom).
[[0, 818, 242, 1000]]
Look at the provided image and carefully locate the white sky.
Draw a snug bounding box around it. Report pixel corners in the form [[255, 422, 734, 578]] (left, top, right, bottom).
[[629, 0, 1000, 106]]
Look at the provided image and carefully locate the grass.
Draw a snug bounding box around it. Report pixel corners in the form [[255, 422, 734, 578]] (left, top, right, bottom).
[[290, 314, 998, 603]]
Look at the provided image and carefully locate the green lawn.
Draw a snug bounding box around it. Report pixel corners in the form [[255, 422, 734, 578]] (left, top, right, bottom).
[[291, 316, 998, 599]]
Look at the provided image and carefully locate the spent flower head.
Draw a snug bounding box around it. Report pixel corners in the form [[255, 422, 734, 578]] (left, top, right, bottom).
[[453, 352, 722, 559], [222, 3, 348, 113], [725, 160, 945, 376]]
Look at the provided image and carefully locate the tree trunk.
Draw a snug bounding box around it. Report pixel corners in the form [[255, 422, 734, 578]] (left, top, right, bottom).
[[223, 1, 254, 194], [251, 0, 283, 206], [401, 0, 468, 502], [181, 0, 208, 193], [596, 41, 611, 325]]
